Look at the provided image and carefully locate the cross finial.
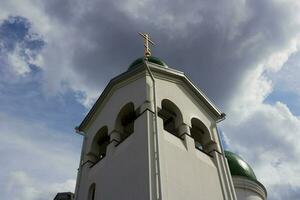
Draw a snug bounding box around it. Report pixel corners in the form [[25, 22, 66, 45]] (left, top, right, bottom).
[[139, 32, 155, 58]]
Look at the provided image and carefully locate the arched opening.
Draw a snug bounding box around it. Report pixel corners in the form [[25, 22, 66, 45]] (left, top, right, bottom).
[[115, 102, 136, 143], [88, 183, 96, 200], [89, 126, 110, 162], [190, 118, 210, 152], [158, 99, 183, 138]]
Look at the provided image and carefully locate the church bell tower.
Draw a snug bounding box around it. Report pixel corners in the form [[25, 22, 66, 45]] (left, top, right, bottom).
[[74, 33, 237, 200]]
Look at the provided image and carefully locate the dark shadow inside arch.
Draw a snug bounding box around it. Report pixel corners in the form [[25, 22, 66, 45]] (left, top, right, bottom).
[[89, 126, 110, 162], [115, 102, 137, 143], [158, 99, 183, 138], [190, 118, 210, 152]]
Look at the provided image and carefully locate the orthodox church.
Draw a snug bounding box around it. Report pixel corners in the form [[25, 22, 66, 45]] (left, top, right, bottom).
[[58, 34, 267, 200]]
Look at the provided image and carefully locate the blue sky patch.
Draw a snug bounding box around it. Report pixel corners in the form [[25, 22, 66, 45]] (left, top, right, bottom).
[[0, 16, 45, 73], [0, 15, 86, 136]]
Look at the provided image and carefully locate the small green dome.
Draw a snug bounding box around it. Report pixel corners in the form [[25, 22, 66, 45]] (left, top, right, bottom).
[[128, 56, 168, 70], [225, 151, 257, 182]]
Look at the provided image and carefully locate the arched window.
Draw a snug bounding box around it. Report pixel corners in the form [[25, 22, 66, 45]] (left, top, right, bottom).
[[115, 102, 136, 143], [89, 126, 110, 162], [158, 99, 183, 138], [88, 183, 96, 200], [190, 118, 210, 152]]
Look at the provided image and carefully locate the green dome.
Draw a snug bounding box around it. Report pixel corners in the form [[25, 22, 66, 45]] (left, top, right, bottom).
[[225, 151, 257, 182], [128, 56, 168, 70]]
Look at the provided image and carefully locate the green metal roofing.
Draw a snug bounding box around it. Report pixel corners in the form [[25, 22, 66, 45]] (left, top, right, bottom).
[[128, 56, 168, 70], [225, 151, 257, 182]]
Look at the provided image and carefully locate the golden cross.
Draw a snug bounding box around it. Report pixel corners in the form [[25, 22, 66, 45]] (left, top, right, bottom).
[[139, 32, 155, 58]]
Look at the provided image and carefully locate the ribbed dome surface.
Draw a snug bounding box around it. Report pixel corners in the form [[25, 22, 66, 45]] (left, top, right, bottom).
[[225, 151, 257, 182], [128, 56, 168, 70]]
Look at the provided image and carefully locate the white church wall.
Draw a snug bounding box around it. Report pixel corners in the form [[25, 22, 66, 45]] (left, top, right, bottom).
[[157, 118, 224, 200], [155, 78, 214, 128], [154, 77, 222, 153], [84, 74, 147, 155], [75, 65, 238, 200], [75, 73, 154, 200], [78, 110, 152, 200], [153, 73, 236, 200]]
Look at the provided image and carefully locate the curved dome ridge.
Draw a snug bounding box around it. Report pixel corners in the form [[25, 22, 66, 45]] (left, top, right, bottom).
[[225, 151, 257, 182], [128, 56, 168, 70]]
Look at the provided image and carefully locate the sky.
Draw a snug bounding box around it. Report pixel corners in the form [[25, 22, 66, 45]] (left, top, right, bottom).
[[0, 0, 300, 199]]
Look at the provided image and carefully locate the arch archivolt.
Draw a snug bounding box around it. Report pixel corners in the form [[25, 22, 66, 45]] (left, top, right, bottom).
[[157, 95, 212, 125], [157, 98, 216, 154], [158, 99, 184, 137], [113, 102, 137, 143], [86, 126, 110, 162], [86, 101, 139, 163], [158, 97, 212, 129], [190, 117, 216, 153]]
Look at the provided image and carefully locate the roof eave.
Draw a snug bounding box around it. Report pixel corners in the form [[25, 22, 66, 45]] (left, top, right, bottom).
[[76, 63, 225, 133], [76, 63, 146, 133], [146, 63, 225, 120]]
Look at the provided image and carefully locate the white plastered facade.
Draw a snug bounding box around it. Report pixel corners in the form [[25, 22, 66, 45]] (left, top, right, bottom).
[[74, 62, 238, 200]]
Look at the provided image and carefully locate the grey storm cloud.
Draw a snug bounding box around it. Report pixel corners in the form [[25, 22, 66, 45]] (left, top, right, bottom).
[[2, 1, 300, 199], [39, 0, 299, 110]]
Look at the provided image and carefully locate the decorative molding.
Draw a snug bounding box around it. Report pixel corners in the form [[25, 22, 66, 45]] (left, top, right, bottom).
[[232, 176, 267, 199]]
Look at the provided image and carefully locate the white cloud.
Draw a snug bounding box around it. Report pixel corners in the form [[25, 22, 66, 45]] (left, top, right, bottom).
[[0, 0, 53, 37], [0, 112, 80, 200], [223, 101, 300, 198], [7, 45, 31, 76], [5, 170, 75, 200], [4, 42, 44, 77], [6, 171, 40, 200], [2, 0, 300, 110], [222, 40, 300, 199], [269, 48, 300, 106], [0, 1, 98, 107]]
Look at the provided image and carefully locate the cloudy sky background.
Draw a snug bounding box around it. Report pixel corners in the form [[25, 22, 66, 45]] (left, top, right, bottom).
[[0, 0, 300, 199]]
